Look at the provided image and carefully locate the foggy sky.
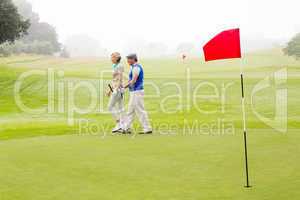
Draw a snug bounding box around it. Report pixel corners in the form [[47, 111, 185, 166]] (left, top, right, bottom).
[[28, 0, 300, 52]]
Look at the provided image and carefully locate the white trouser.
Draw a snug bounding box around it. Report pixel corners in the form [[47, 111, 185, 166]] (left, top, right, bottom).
[[108, 90, 125, 122], [124, 90, 152, 132]]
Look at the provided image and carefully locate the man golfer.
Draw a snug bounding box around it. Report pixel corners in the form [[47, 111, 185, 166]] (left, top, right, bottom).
[[107, 52, 125, 133], [123, 54, 152, 134]]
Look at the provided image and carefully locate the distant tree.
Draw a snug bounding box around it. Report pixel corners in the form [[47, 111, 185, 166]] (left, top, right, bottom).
[[0, 40, 54, 56], [60, 46, 70, 58], [13, 0, 60, 53], [0, 0, 30, 44], [0, 43, 13, 56], [28, 40, 55, 55], [13, 0, 39, 23], [23, 22, 60, 51], [283, 33, 300, 59]]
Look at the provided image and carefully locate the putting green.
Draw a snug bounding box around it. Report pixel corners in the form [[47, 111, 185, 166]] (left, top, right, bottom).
[[0, 130, 300, 200]]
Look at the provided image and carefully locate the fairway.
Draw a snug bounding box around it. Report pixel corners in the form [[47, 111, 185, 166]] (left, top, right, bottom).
[[0, 49, 300, 199]]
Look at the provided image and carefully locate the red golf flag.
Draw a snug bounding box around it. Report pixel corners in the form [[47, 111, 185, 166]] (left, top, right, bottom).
[[203, 28, 241, 61]]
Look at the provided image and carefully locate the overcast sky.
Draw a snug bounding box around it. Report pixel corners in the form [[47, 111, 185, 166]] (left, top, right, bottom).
[[28, 0, 300, 51]]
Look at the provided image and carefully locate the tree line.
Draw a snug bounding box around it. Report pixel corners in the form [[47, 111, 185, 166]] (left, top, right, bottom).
[[0, 0, 61, 56], [0, 0, 299, 59]]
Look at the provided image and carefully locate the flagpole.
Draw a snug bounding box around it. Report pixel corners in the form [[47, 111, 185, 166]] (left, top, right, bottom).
[[203, 28, 251, 188], [240, 60, 251, 188]]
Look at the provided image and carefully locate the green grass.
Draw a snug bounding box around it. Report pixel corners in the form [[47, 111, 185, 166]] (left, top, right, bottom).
[[0, 49, 300, 199]]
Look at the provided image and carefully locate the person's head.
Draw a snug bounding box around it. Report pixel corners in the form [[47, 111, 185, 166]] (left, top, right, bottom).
[[126, 54, 138, 65], [111, 52, 121, 64]]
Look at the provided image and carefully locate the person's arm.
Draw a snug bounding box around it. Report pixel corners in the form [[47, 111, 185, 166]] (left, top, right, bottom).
[[124, 66, 140, 89], [114, 65, 124, 89], [106, 87, 112, 97]]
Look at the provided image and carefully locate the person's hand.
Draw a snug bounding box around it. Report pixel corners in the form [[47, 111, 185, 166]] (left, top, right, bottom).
[[123, 82, 130, 89], [106, 89, 112, 97], [120, 87, 125, 94]]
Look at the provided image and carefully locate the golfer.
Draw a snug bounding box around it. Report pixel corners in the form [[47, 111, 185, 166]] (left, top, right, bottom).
[[123, 54, 152, 134], [107, 52, 125, 133]]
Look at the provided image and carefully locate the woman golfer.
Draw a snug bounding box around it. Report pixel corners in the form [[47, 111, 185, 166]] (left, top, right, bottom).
[[107, 52, 125, 133]]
